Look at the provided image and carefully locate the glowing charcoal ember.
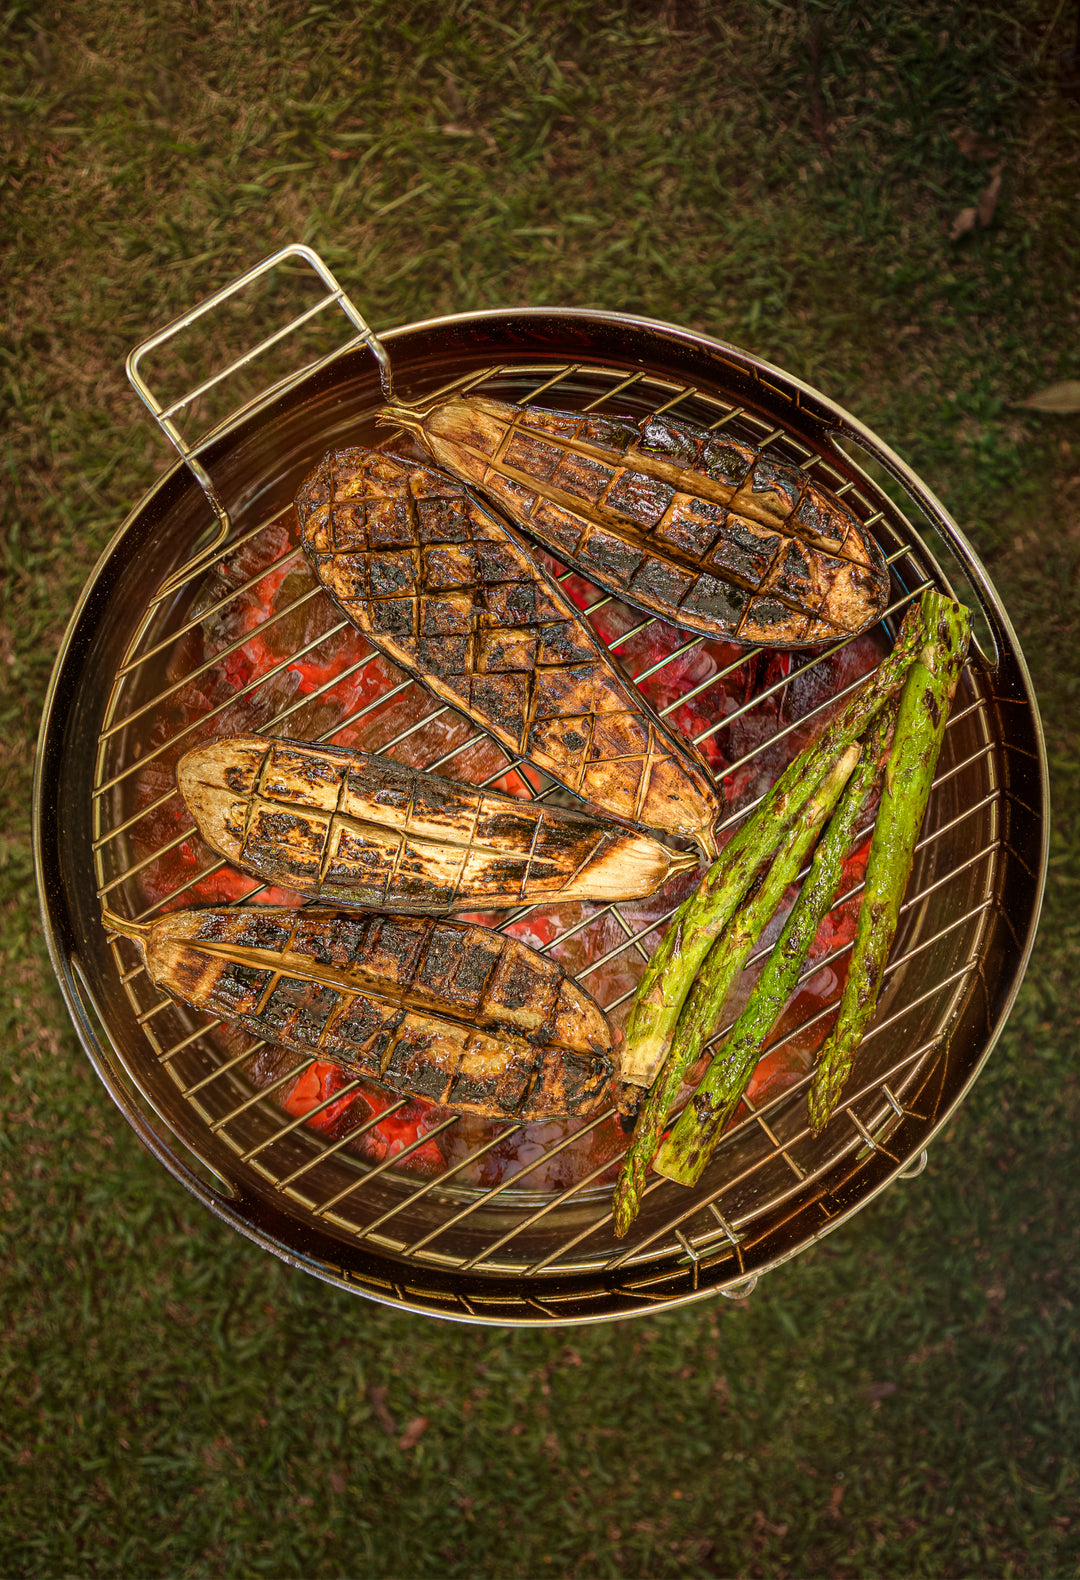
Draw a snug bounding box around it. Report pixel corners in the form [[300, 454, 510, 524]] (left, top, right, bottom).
[[294, 447, 722, 857], [280, 1060, 448, 1175], [379, 394, 890, 645]]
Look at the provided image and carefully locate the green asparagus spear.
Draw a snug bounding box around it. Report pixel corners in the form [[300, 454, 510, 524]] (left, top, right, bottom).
[[612, 741, 861, 1237], [618, 599, 924, 1093], [806, 591, 972, 1134], [653, 702, 897, 1188]]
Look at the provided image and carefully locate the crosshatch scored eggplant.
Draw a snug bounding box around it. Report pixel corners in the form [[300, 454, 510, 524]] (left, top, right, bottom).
[[106, 908, 619, 1119], [178, 734, 699, 913], [378, 394, 890, 646], [294, 448, 722, 857]]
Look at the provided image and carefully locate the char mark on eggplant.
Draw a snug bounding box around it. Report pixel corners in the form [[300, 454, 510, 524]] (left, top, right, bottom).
[[108, 907, 619, 1120], [294, 448, 722, 857], [377, 394, 890, 646], [177, 734, 699, 913]]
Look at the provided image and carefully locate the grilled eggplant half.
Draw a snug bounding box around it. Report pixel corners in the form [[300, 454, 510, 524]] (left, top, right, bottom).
[[107, 907, 618, 1119], [378, 394, 889, 646], [295, 448, 722, 857], [178, 734, 698, 913]]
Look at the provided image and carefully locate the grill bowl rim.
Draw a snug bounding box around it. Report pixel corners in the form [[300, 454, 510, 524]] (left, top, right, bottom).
[[33, 304, 1049, 1326]]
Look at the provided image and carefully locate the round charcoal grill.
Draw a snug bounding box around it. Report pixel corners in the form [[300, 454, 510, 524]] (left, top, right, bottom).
[[35, 246, 1047, 1325]]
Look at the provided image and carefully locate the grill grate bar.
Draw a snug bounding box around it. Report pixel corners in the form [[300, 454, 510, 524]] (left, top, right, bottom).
[[403, 1105, 619, 1257], [115, 519, 299, 680], [273, 1096, 412, 1190], [612, 906, 652, 964], [353, 1124, 528, 1241], [314, 1115, 462, 1218], [601, 1036, 949, 1274], [633, 633, 708, 686], [651, 387, 700, 417], [135, 996, 171, 1026], [599, 953, 982, 1273], [707, 1202, 746, 1245], [374, 703, 455, 756], [88, 345, 1019, 1315], [606, 614, 658, 653], [710, 406, 746, 430], [469, 883, 996, 1274], [181, 1036, 267, 1095], [579, 371, 645, 411], [422, 732, 492, 775], [744, 1095, 806, 1179], [101, 584, 326, 743], [239, 1078, 365, 1162], [522, 364, 582, 403], [209, 1055, 317, 1134], [847, 1105, 897, 1161]]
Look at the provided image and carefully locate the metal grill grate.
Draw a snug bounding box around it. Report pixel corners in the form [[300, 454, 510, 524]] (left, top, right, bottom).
[[89, 348, 1006, 1311]]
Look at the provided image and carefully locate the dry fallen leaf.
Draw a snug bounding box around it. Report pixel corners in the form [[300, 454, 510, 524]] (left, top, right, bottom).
[[950, 126, 1000, 160], [366, 1383, 397, 1437], [439, 65, 465, 119], [950, 206, 978, 241], [752, 1510, 789, 1537], [397, 1414, 430, 1451], [1015, 381, 1080, 413], [861, 1380, 899, 1401], [979, 163, 1003, 227]]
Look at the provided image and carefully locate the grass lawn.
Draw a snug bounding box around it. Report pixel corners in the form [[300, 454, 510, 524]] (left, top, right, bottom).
[[2, 1, 1079, 1574]]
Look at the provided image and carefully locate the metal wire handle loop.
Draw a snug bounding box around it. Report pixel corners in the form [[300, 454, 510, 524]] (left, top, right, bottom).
[[124, 242, 394, 598], [897, 1148, 929, 1181], [719, 1273, 758, 1300]]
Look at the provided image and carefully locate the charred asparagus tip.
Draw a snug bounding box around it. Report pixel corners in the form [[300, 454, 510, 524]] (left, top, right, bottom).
[[807, 1055, 845, 1135]]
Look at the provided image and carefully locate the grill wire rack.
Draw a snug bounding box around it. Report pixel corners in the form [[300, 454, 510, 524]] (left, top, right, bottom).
[[36, 246, 1047, 1325]]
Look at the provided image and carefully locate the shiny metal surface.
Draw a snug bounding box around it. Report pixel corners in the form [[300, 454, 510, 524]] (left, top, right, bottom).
[[34, 269, 1047, 1326]]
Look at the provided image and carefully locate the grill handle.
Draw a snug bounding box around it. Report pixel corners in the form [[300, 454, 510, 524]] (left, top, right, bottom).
[[124, 243, 393, 596]]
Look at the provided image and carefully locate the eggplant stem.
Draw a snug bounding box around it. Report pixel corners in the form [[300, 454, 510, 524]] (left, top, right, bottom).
[[100, 910, 147, 941]]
